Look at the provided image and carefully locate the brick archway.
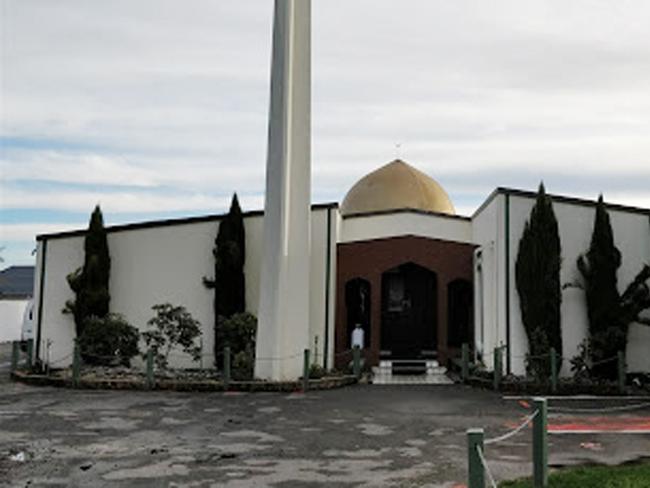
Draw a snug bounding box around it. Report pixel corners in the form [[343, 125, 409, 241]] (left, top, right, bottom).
[[335, 235, 476, 368]]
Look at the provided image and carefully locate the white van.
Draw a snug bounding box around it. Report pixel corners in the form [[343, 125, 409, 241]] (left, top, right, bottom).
[[21, 299, 35, 347]]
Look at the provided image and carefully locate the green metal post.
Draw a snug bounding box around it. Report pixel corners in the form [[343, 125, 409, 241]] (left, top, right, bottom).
[[618, 351, 626, 395], [353, 346, 361, 380], [462, 343, 469, 383], [11, 341, 20, 373], [223, 346, 231, 390], [26, 339, 34, 369], [533, 397, 548, 488], [72, 343, 81, 388], [146, 349, 155, 389], [493, 347, 502, 391], [303, 349, 310, 392], [467, 428, 485, 488], [550, 347, 558, 394]]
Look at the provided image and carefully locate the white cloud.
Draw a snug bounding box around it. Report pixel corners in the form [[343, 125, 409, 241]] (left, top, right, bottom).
[[0, 186, 264, 215], [0, 223, 84, 243], [1, 0, 649, 262]]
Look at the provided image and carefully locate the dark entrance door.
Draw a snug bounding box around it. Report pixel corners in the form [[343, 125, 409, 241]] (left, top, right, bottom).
[[381, 263, 437, 358]]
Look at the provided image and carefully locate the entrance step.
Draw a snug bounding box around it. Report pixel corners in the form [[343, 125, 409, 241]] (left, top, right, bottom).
[[372, 359, 453, 385]]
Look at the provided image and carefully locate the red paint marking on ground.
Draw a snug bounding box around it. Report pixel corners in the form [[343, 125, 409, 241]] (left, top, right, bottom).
[[223, 391, 244, 396], [548, 416, 650, 432]]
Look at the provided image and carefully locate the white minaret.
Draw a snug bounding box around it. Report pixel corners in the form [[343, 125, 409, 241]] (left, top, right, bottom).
[[255, 0, 311, 381]]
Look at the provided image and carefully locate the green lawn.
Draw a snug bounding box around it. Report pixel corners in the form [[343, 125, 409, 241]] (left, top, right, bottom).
[[500, 462, 650, 487]]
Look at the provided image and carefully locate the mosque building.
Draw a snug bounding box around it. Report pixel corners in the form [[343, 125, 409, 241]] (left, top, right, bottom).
[[31, 157, 650, 380]]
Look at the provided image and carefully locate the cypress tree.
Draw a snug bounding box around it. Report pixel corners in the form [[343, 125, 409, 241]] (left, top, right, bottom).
[[515, 183, 562, 377], [204, 194, 246, 367], [577, 196, 625, 377], [65, 205, 111, 337]]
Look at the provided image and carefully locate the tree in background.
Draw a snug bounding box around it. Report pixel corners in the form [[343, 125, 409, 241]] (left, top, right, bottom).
[[515, 183, 562, 378], [64, 205, 111, 337], [203, 194, 246, 368], [577, 198, 650, 378]]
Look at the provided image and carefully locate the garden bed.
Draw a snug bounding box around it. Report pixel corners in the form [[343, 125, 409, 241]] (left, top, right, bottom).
[[467, 374, 650, 396], [10, 368, 359, 393]]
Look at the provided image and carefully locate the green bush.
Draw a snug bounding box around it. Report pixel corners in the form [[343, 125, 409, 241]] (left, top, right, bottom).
[[309, 363, 326, 379], [218, 313, 257, 379], [218, 312, 256, 353], [142, 303, 202, 370], [78, 314, 139, 366], [232, 349, 254, 380]]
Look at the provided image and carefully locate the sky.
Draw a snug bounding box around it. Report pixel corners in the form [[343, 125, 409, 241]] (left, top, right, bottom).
[[2, 0, 650, 267]]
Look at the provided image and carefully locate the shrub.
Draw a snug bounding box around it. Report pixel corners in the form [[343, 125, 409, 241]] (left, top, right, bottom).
[[141, 304, 202, 370], [78, 314, 139, 367], [218, 312, 256, 354], [218, 313, 257, 379], [232, 350, 254, 380], [309, 363, 326, 379]]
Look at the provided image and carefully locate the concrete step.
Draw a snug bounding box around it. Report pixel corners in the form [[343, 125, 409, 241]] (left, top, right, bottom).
[[372, 359, 452, 385]]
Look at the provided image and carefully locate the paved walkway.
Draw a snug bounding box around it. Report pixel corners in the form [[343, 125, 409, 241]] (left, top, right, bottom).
[[0, 364, 649, 487]]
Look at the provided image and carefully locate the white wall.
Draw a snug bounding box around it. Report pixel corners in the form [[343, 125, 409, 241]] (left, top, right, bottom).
[[340, 211, 472, 244], [507, 194, 650, 375], [34, 207, 337, 371], [471, 194, 506, 367], [0, 299, 29, 343]]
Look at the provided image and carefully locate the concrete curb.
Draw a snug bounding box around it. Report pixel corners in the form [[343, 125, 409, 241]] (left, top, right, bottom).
[[10, 370, 358, 393]]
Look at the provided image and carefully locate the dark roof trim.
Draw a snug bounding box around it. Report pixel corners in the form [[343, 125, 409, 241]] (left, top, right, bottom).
[[472, 187, 650, 219], [37, 202, 339, 241], [342, 207, 471, 222]]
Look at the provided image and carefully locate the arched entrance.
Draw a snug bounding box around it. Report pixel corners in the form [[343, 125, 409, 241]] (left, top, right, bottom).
[[380, 263, 437, 358]]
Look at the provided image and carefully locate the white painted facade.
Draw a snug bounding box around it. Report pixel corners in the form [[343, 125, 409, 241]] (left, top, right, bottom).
[[32, 188, 649, 378], [33, 206, 337, 372], [340, 211, 472, 245], [473, 191, 650, 376]]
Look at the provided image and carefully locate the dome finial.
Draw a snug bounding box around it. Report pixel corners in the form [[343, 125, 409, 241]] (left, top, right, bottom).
[[394, 142, 403, 160]]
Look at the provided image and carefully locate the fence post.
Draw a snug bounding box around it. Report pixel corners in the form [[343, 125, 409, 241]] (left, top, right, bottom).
[[533, 397, 548, 488], [493, 347, 502, 391], [146, 349, 155, 389], [353, 346, 361, 380], [550, 347, 558, 394], [618, 351, 626, 395], [26, 339, 34, 369], [72, 342, 81, 388], [461, 343, 469, 383], [467, 428, 485, 488], [303, 349, 310, 392], [223, 346, 231, 390], [11, 341, 20, 373]]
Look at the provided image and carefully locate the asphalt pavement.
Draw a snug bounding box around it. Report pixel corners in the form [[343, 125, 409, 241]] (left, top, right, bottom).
[[1, 365, 649, 487]]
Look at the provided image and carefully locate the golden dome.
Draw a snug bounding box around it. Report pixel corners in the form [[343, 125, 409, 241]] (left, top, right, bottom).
[[340, 159, 456, 217]]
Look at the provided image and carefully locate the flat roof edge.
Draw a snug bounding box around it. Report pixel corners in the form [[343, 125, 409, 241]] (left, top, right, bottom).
[[37, 202, 339, 241]]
